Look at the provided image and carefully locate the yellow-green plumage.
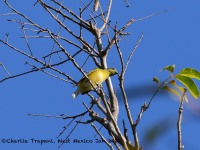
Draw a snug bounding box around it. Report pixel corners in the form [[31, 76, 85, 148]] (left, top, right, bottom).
[[72, 68, 117, 99]]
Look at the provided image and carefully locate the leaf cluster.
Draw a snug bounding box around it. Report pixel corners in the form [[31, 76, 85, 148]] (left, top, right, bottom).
[[154, 65, 200, 102]]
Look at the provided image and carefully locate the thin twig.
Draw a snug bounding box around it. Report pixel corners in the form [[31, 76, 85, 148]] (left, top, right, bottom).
[[91, 123, 114, 150], [86, 11, 108, 22], [0, 62, 12, 77], [48, 0, 65, 65], [20, 18, 33, 56], [100, 0, 112, 31], [134, 77, 170, 127], [80, 53, 90, 68], [94, 125, 103, 138], [43, 50, 63, 59], [25, 61, 69, 83], [79, 8, 83, 38], [81, 0, 93, 12], [19, 28, 41, 33], [28, 103, 93, 120], [104, 19, 134, 53], [0, 38, 44, 65], [28, 113, 67, 119], [56, 118, 75, 138], [8, 19, 35, 26], [122, 120, 129, 142], [80, 0, 114, 30], [0, 12, 16, 16], [124, 33, 143, 72], [21, 35, 51, 38], [0, 61, 76, 85], [58, 116, 84, 148], [110, 133, 122, 150], [42, 0, 91, 30], [134, 8, 175, 22], [124, 0, 130, 7], [0, 68, 37, 83], [3, 0, 43, 32]]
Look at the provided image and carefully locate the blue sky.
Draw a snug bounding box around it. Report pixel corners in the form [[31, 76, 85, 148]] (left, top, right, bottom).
[[1, 0, 200, 150]]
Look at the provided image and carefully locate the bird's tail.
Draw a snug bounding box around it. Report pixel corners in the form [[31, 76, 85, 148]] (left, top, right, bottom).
[[72, 88, 81, 99]]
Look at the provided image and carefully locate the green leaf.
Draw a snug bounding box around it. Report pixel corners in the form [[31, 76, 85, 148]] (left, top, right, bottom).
[[163, 65, 175, 73], [162, 85, 181, 98], [168, 80, 188, 102], [178, 68, 200, 80], [175, 75, 199, 99], [153, 77, 160, 84]]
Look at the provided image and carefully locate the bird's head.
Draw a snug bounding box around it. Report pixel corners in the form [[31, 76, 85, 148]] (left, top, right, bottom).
[[108, 68, 118, 76]]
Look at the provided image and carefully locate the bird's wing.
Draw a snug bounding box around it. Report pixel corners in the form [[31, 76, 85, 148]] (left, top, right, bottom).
[[86, 68, 98, 76], [84, 80, 91, 88], [78, 69, 98, 83], [78, 76, 85, 83], [78, 77, 91, 88]]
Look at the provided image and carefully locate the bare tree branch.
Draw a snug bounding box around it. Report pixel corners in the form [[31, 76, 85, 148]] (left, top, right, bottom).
[[104, 19, 134, 54], [1, 1, 168, 150], [177, 88, 187, 150], [52, 0, 91, 29], [116, 34, 142, 149], [99, 0, 112, 31], [91, 123, 114, 150]]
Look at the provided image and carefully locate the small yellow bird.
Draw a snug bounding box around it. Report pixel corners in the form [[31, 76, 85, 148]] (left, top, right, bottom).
[[72, 68, 117, 99]]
